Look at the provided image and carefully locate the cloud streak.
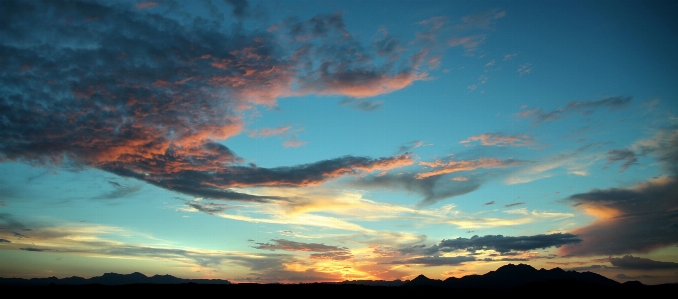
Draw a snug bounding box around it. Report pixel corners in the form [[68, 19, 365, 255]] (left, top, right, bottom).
[[517, 96, 632, 124]]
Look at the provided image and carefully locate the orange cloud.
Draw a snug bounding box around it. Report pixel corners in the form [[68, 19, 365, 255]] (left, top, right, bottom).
[[416, 158, 519, 179]]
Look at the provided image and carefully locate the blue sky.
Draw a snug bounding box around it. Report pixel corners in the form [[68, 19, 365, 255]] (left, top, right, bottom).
[[1, 0, 677, 284]]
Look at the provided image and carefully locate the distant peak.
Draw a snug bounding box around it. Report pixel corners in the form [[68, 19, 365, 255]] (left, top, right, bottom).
[[412, 274, 430, 281]]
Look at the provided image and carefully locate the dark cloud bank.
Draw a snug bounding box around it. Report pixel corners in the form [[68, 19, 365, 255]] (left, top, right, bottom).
[[561, 128, 678, 256], [0, 0, 424, 201]]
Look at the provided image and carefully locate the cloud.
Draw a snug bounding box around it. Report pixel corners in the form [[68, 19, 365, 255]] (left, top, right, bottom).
[[609, 255, 678, 270], [448, 35, 486, 51], [516, 96, 632, 124], [616, 273, 657, 280], [390, 255, 476, 266], [0, 1, 421, 202], [184, 200, 230, 215], [453, 9, 506, 30], [483, 201, 495, 206], [0, 238, 10, 243], [253, 239, 346, 252], [351, 173, 481, 206], [561, 177, 678, 256], [338, 98, 383, 112], [253, 239, 353, 261], [503, 202, 525, 208], [560, 129, 678, 256], [248, 126, 293, 138], [416, 157, 523, 179], [607, 149, 638, 170], [282, 140, 308, 148], [460, 133, 535, 147], [94, 183, 142, 200], [396, 140, 429, 154], [135, 2, 158, 10], [19, 247, 48, 252], [225, 0, 249, 18], [435, 233, 582, 253]]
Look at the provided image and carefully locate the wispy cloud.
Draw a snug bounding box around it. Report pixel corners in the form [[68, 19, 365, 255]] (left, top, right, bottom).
[[460, 133, 536, 147], [417, 157, 523, 179], [516, 96, 632, 124]]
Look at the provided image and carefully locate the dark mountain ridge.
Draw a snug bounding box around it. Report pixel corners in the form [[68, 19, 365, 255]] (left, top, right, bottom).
[[403, 263, 621, 289], [0, 272, 231, 286]]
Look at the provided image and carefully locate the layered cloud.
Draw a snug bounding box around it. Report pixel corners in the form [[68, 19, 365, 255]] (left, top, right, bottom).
[[0, 0, 421, 201], [253, 239, 353, 261]]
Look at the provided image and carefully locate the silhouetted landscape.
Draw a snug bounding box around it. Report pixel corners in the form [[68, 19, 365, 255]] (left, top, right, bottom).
[[3, 264, 675, 295]]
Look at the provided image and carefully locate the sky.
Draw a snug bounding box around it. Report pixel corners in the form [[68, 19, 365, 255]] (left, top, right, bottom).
[[1, 0, 677, 285]]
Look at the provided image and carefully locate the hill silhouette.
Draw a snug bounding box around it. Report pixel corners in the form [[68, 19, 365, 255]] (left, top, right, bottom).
[[0, 272, 231, 286], [402, 263, 620, 289]]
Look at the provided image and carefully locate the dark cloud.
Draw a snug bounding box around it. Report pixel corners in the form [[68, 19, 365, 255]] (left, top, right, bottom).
[[0, 0, 421, 202], [616, 273, 657, 280], [390, 255, 475, 266], [0, 238, 10, 243], [561, 129, 678, 256], [518, 96, 632, 124], [396, 140, 426, 154], [351, 173, 480, 207], [0, 213, 29, 231], [185, 201, 230, 214], [94, 183, 142, 200], [253, 239, 347, 252], [504, 202, 524, 208], [483, 201, 496, 206], [607, 149, 638, 170], [561, 176, 678, 256], [338, 98, 383, 112], [610, 255, 678, 270], [20, 247, 47, 252], [436, 233, 582, 253], [225, 0, 248, 18]]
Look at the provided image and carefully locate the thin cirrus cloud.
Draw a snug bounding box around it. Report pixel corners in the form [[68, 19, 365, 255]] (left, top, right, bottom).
[[517, 96, 632, 124], [460, 133, 535, 147], [0, 0, 425, 202], [416, 157, 523, 179]]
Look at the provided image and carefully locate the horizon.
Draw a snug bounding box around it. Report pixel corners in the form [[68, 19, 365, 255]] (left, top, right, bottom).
[[1, 0, 677, 285]]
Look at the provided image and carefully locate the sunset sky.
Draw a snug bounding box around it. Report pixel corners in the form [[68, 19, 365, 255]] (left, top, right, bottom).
[[1, 0, 677, 284]]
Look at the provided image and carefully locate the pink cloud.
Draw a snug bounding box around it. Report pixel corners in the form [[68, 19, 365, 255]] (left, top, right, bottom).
[[283, 140, 307, 148], [135, 2, 158, 9]]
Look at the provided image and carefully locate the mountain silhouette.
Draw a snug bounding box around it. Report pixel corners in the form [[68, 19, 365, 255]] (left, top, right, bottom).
[[0, 272, 231, 286], [403, 263, 620, 289]]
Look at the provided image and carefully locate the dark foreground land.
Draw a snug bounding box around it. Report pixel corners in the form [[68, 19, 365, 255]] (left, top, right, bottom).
[[4, 281, 677, 297], [3, 264, 677, 296]]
